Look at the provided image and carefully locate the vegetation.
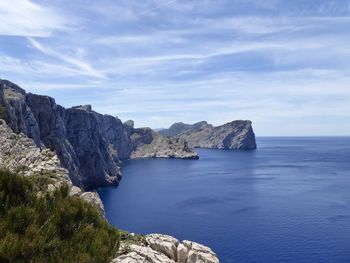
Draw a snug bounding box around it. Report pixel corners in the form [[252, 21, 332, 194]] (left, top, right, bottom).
[[0, 170, 120, 263], [0, 106, 5, 120]]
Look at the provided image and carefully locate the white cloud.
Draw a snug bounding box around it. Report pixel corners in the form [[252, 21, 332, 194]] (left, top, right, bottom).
[[28, 37, 107, 79], [0, 0, 70, 37]]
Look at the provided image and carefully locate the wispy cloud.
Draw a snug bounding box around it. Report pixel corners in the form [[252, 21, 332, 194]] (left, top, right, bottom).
[[0, 0, 70, 37], [143, 0, 178, 14], [28, 37, 107, 79], [1, 0, 350, 135]]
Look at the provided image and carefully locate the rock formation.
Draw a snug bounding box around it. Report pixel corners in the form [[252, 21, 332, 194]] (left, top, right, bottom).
[[112, 234, 219, 263], [0, 119, 104, 213], [0, 79, 197, 189], [159, 120, 257, 150], [131, 128, 198, 159], [0, 118, 219, 262]]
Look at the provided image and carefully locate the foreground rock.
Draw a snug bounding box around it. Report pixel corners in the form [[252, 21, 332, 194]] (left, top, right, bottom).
[[113, 234, 219, 263], [0, 79, 197, 189], [159, 120, 257, 150]]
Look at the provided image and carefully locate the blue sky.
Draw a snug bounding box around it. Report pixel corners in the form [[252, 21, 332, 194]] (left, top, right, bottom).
[[1, 0, 350, 135]]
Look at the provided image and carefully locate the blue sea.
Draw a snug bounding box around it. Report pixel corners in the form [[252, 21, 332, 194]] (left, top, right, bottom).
[[98, 137, 350, 263]]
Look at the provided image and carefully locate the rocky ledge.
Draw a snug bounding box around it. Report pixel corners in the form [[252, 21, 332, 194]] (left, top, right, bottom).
[[112, 234, 219, 263], [159, 120, 257, 150]]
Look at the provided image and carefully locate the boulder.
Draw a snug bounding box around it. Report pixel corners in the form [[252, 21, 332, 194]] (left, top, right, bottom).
[[183, 241, 219, 263], [146, 234, 179, 261]]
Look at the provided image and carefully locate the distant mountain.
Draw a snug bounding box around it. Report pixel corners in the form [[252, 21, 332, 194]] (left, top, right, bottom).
[[159, 120, 257, 150]]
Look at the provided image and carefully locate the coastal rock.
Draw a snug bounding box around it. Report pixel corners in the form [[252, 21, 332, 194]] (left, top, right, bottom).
[[146, 234, 179, 261], [160, 120, 257, 150], [112, 234, 219, 263], [177, 244, 189, 263], [131, 129, 198, 159], [0, 79, 198, 189], [0, 118, 70, 184], [128, 244, 175, 262], [183, 241, 219, 263], [0, 119, 104, 212], [111, 252, 149, 263]]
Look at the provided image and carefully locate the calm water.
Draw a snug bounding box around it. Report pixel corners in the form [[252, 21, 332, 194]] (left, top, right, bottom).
[[98, 137, 350, 263]]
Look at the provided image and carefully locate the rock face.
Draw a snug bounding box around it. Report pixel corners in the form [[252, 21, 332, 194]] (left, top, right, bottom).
[[113, 234, 219, 263], [159, 120, 257, 150], [131, 128, 198, 159], [0, 119, 104, 213], [0, 79, 197, 189]]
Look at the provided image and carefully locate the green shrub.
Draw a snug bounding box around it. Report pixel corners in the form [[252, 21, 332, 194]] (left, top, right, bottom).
[[0, 170, 119, 263], [0, 106, 6, 119]]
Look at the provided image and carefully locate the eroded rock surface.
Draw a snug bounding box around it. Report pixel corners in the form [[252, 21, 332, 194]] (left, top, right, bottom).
[[112, 234, 219, 263], [0, 79, 197, 189], [131, 129, 198, 159], [0, 119, 104, 213], [160, 120, 257, 150]]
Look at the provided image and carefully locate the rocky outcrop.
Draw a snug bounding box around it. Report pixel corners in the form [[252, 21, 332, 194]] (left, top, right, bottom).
[[160, 120, 257, 150], [0, 119, 104, 213], [113, 234, 219, 263], [131, 128, 198, 159], [0, 79, 197, 189]]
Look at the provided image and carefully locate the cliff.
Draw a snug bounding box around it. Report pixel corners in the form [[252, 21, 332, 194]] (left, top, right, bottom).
[[0, 119, 104, 212], [0, 119, 219, 262], [159, 120, 257, 150], [0, 79, 198, 189]]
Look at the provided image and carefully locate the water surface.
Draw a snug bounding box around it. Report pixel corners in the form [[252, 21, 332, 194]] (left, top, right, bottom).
[[98, 137, 350, 263]]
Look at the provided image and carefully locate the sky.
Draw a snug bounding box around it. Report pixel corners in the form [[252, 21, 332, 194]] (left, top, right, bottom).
[[0, 0, 350, 136]]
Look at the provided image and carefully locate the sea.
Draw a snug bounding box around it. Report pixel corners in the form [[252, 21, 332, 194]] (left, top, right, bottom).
[[98, 137, 350, 263]]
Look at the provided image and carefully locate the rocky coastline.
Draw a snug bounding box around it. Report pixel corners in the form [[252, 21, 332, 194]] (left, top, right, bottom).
[[159, 120, 257, 150], [0, 79, 198, 189], [0, 118, 219, 262]]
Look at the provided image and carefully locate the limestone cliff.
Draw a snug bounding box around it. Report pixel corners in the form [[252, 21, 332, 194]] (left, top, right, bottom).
[[160, 120, 257, 150], [0, 79, 197, 189], [0, 119, 219, 262], [131, 128, 198, 159], [0, 119, 104, 213]]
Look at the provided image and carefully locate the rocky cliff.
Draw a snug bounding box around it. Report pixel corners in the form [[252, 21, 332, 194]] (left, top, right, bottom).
[[0, 119, 104, 213], [0, 119, 219, 262], [0, 79, 198, 189], [159, 120, 257, 150]]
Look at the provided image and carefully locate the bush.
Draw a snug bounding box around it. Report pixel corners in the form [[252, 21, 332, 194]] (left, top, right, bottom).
[[0, 170, 119, 263], [0, 106, 6, 119]]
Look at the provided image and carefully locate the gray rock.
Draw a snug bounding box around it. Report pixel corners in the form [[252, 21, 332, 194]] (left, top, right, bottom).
[[0, 79, 197, 189], [111, 252, 149, 263], [161, 120, 257, 150], [146, 234, 179, 261], [131, 128, 198, 159], [183, 241, 219, 263], [177, 244, 189, 263], [112, 234, 220, 263]]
